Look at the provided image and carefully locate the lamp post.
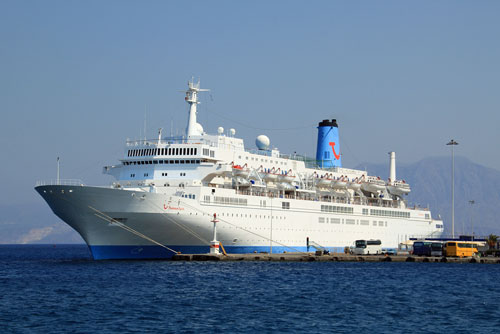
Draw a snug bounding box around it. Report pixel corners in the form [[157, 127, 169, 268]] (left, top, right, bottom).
[[446, 139, 458, 238], [469, 200, 475, 241], [57, 157, 60, 185]]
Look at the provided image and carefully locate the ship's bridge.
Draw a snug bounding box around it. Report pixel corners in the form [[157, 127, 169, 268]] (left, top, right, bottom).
[[102, 133, 245, 183]]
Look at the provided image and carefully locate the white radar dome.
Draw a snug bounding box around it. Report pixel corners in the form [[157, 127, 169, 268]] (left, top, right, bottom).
[[195, 123, 204, 135], [230, 128, 236, 136], [256, 135, 270, 150], [217, 127, 224, 135]]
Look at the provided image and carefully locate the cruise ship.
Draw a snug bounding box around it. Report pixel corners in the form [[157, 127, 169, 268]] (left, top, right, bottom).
[[36, 79, 444, 259]]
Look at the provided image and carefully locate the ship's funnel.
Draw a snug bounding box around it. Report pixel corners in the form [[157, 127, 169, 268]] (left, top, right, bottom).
[[316, 119, 341, 168], [389, 151, 396, 182]]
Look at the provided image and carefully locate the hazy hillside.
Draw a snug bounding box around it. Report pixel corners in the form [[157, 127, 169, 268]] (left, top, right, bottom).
[[355, 156, 500, 236], [0, 202, 84, 244]]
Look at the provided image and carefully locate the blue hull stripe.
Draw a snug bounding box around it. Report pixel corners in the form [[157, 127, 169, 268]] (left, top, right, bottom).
[[88, 245, 348, 260]]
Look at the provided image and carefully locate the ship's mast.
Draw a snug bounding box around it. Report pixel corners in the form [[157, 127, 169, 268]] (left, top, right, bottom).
[[185, 78, 209, 138]]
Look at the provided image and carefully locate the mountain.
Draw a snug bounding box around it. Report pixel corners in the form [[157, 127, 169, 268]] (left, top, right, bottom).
[[355, 156, 500, 236], [0, 202, 83, 244]]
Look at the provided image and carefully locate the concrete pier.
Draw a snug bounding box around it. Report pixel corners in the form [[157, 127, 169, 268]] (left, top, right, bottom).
[[171, 252, 500, 264]]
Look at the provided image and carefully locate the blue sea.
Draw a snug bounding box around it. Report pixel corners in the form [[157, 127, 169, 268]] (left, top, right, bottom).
[[1, 245, 499, 333]]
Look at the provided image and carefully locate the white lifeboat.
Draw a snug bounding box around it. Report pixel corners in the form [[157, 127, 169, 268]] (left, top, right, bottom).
[[346, 179, 362, 192], [278, 169, 296, 183], [387, 179, 411, 196], [361, 176, 386, 193], [232, 163, 250, 178], [331, 175, 348, 190], [259, 166, 279, 182], [317, 174, 332, 187]]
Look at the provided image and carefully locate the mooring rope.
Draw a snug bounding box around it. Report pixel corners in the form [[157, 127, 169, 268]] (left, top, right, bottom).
[[88, 206, 179, 255]]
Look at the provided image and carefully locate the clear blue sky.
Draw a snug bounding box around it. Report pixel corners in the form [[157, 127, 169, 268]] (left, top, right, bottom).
[[1, 0, 499, 210]]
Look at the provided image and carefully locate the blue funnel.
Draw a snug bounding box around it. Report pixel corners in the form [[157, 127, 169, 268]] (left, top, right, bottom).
[[316, 119, 341, 168]]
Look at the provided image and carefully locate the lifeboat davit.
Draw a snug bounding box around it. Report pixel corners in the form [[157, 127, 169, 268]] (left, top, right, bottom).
[[235, 176, 251, 187]]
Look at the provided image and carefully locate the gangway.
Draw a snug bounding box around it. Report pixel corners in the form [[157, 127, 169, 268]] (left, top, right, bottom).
[[309, 241, 330, 255]]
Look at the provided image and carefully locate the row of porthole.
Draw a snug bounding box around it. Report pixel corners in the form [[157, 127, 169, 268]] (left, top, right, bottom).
[[238, 155, 289, 166], [129, 172, 186, 178], [219, 213, 286, 220], [183, 211, 286, 220]]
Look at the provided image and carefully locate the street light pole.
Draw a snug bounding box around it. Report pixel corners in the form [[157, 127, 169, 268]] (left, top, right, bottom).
[[57, 157, 60, 185], [469, 200, 475, 241], [446, 139, 458, 238]]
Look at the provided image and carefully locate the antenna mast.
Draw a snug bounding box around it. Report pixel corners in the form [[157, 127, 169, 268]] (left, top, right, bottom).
[[144, 105, 147, 141], [185, 78, 209, 138]]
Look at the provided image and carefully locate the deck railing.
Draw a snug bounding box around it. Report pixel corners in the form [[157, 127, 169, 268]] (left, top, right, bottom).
[[233, 188, 428, 211], [35, 179, 84, 186]]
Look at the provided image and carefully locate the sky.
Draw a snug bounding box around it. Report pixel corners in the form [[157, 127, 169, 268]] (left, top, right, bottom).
[[1, 1, 499, 214]]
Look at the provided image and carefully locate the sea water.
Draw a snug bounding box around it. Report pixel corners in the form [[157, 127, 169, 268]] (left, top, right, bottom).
[[1, 245, 499, 333]]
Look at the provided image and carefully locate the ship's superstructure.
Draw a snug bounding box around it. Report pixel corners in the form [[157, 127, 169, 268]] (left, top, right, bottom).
[[36, 79, 444, 259]]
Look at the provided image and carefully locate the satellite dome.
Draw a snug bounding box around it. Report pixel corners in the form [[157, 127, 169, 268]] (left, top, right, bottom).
[[229, 128, 236, 136], [256, 135, 270, 150], [195, 123, 204, 135], [217, 127, 224, 135]]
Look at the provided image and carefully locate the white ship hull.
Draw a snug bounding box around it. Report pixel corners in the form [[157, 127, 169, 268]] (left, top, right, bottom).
[[36, 184, 442, 259], [35, 79, 444, 259]]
